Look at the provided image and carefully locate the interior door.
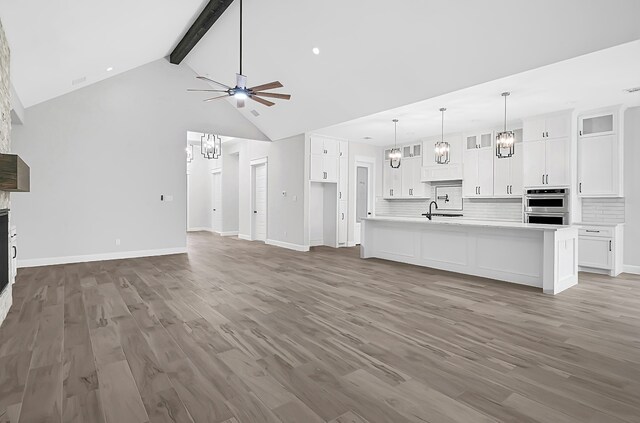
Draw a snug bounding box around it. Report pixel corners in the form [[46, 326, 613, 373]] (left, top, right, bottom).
[[253, 163, 267, 241], [212, 172, 222, 232], [354, 165, 370, 245]]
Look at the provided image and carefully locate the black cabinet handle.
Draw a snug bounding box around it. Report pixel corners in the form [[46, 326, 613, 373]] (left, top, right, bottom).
[[579, 182, 582, 193], [546, 174, 549, 185], [253, 210, 257, 214], [341, 213, 345, 220], [585, 230, 600, 233], [12, 246, 17, 259], [609, 240, 612, 251]]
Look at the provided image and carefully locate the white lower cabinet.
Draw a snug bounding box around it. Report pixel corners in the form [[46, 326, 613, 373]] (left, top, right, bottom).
[[578, 224, 623, 276]]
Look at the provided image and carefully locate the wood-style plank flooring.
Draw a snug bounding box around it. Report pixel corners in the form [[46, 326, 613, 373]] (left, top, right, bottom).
[[1, 232, 640, 423]]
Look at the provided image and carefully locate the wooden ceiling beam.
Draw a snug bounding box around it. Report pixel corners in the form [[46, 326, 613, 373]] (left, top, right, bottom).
[[170, 0, 235, 65]]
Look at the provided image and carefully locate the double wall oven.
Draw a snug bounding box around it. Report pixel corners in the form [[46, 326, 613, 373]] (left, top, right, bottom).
[[524, 188, 570, 225]]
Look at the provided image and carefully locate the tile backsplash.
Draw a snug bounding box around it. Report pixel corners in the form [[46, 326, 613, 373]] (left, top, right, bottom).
[[376, 182, 523, 222], [581, 198, 625, 224]]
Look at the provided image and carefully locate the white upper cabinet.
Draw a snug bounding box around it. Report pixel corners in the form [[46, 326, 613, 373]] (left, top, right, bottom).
[[310, 136, 339, 182], [523, 112, 571, 187], [421, 134, 463, 182], [578, 106, 624, 197], [383, 144, 428, 199], [463, 131, 494, 197], [493, 129, 523, 197]]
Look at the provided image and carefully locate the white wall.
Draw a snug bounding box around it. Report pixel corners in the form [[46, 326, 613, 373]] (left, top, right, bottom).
[[12, 59, 267, 265], [221, 152, 239, 234], [624, 106, 640, 270], [187, 147, 213, 230]]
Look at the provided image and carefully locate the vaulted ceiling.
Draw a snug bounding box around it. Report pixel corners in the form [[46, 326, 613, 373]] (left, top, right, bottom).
[[0, 0, 209, 107], [2, 0, 640, 141]]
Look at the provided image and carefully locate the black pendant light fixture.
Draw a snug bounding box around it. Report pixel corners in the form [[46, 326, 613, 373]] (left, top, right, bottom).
[[389, 119, 401, 169], [201, 133, 222, 159], [496, 92, 515, 158], [435, 107, 450, 164]]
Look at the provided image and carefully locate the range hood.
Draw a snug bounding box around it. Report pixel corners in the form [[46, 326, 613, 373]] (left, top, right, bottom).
[[0, 153, 30, 192]]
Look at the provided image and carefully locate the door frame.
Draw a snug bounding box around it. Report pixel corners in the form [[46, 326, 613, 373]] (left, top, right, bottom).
[[210, 168, 222, 233], [250, 157, 268, 241], [353, 156, 376, 246]]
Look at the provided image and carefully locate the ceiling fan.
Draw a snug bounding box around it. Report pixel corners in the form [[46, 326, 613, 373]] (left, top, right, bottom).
[[188, 0, 291, 108]]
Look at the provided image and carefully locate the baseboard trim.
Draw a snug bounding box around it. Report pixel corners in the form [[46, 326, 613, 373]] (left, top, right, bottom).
[[347, 241, 357, 247], [187, 227, 213, 233], [238, 234, 252, 241], [623, 264, 640, 275], [219, 231, 239, 237], [265, 239, 309, 252], [17, 247, 188, 268]]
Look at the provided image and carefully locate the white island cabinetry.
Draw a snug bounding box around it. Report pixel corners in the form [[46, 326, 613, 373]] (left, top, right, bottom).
[[361, 217, 578, 295]]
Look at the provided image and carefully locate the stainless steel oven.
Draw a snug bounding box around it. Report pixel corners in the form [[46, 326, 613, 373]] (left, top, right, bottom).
[[524, 188, 570, 225]]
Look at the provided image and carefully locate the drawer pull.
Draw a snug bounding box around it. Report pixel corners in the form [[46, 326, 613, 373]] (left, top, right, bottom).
[[585, 230, 600, 233]]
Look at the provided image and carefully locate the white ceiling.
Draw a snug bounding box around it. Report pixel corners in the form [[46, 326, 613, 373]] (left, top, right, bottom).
[[317, 40, 640, 146], [0, 0, 209, 107], [184, 0, 640, 141]]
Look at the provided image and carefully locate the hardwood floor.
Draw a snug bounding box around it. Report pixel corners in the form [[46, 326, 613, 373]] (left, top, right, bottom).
[[1, 232, 640, 423]]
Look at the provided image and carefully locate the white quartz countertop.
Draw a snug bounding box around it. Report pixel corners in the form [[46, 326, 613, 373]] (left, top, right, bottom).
[[573, 222, 624, 227], [364, 216, 570, 231]]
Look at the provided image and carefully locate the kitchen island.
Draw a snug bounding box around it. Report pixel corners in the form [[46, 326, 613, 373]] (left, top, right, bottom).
[[361, 216, 578, 294]]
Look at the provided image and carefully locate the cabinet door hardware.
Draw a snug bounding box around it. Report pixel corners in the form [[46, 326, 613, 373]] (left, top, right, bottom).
[[609, 240, 612, 251], [12, 246, 17, 259], [253, 210, 257, 214], [342, 213, 345, 220], [585, 230, 600, 233], [579, 183, 582, 193], [542, 174, 545, 184], [546, 174, 549, 185], [579, 130, 582, 136]]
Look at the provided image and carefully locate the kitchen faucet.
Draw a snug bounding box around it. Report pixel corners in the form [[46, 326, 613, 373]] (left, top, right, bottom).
[[425, 201, 438, 220]]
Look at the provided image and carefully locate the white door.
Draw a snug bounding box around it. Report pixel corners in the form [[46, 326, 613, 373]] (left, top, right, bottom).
[[253, 163, 267, 241], [579, 237, 612, 269], [523, 140, 546, 187], [545, 137, 569, 186], [212, 172, 222, 232], [578, 134, 615, 196], [354, 164, 372, 245]]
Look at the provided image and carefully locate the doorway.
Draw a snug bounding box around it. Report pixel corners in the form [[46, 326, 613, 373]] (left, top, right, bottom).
[[211, 170, 222, 233], [251, 158, 268, 241], [354, 158, 375, 245]]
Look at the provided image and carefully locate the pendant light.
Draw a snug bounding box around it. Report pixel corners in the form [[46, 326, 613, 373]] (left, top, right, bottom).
[[201, 134, 222, 160], [496, 92, 515, 158], [435, 108, 450, 164], [389, 119, 401, 169]]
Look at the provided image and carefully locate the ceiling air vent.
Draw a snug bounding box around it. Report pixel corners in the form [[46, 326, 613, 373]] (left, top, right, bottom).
[[623, 86, 640, 94], [72, 76, 87, 86], [250, 109, 260, 117]]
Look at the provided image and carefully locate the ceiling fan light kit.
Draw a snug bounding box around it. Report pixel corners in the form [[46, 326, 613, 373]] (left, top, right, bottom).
[[189, 0, 291, 108]]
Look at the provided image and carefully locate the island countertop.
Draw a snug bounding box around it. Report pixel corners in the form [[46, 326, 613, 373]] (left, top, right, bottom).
[[364, 216, 568, 231]]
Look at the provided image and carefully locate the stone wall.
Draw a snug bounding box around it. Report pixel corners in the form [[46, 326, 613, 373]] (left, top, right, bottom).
[[0, 18, 11, 324]]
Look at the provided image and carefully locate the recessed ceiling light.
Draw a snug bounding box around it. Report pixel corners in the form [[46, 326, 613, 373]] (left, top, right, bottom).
[[363, 136, 372, 140], [312, 47, 320, 55], [106, 67, 113, 72]]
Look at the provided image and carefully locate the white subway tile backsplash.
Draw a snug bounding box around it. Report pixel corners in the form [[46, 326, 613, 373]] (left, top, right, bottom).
[[581, 198, 625, 223], [376, 182, 523, 221]]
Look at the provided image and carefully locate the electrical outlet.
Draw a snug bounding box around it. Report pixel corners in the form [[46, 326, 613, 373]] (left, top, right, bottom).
[[282, 191, 287, 197], [115, 239, 121, 246]]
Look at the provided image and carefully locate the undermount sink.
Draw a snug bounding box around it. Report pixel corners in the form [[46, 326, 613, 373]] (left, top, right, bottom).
[[421, 213, 464, 218]]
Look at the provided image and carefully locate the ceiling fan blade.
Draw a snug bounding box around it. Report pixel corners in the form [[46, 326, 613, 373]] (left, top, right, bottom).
[[196, 76, 231, 89], [187, 89, 228, 92], [248, 81, 283, 92], [251, 92, 291, 100], [249, 95, 275, 107], [236, 73, 247, 89], [237, 98, 245, 108], [203, 95, 229, 102]]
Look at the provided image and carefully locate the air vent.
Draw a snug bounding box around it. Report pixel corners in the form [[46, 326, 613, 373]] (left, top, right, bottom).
[[250, 109, 260, 117], [624, 86, 640, 94], [363, 136, 373, 140], [72, 77, 87, 86]]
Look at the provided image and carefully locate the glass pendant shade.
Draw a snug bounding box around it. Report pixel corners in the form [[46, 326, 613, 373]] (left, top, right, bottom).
[[389, 119, 401, 169], [496, 130, 515, 158], [435, 107, 450, 164], [186, 145, 193, 163], [496, 92, 515, 159], [201, 134, 222, 160]]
